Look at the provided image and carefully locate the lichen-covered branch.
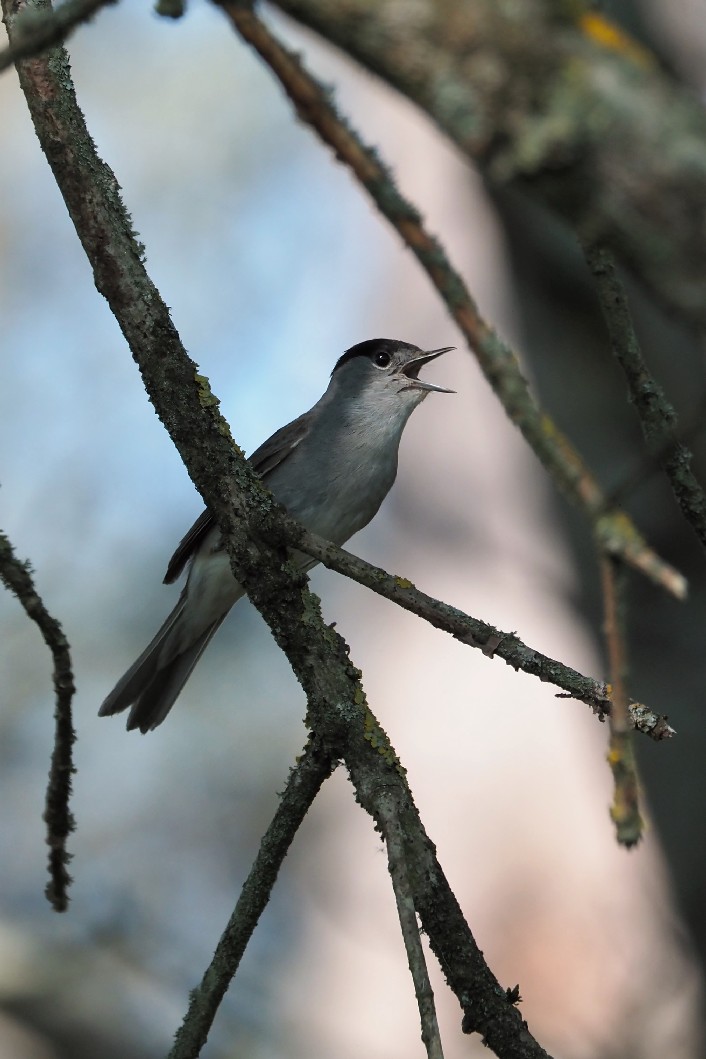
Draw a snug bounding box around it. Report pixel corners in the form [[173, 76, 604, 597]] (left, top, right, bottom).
[[0, 528, 75, 911], [294, 526, 674, 741], [169, 736, 335, 1059], [378, 789, 445, 1059], [271, 0, 706, 331]]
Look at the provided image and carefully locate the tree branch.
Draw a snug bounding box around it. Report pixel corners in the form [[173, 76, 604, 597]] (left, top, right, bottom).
[[294, 526, 674, 741], [169, 735, 335, 1059], [599, 555, 642, 848], [585, 244, 706, 555], [271, 0, 706, 331], [0, 528, 75, 911], [378, 788, 445, 1059], [221, 0, 687, 604]]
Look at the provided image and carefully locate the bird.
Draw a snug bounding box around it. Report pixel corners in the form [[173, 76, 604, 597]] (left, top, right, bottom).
[[99, 338, 454, 732]]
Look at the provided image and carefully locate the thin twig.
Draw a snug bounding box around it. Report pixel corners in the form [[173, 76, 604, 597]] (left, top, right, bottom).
[[0, 0, 115, 72], [378, 789, 445, 1059], [599, 555, 643, 847], [221, 0, 686, 603], [169, 736, 335, 1059], [585, 243, 706, 555], [294, 526, 674, 740], [0, 529, 76, 910]]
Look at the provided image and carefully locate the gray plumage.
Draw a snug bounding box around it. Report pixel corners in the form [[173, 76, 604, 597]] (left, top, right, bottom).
[[99, 339, 453, 732]]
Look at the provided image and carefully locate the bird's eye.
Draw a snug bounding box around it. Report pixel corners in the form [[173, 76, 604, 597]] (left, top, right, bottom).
[[372, 351, 391, 369]]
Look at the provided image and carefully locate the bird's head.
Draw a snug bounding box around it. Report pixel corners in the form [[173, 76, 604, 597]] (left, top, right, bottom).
[[329, 339, 455, 415]]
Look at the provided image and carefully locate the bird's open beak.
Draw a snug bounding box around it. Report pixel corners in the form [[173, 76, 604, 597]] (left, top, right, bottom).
[[401, 346, 456, 393]]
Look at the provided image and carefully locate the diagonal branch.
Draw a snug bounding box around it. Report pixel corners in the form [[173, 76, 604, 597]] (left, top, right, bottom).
[[0, 528, 76, 911], [221, 0, 686, 604], [378, 788, 445, 1059], [294, 526, 674, 740], [169, 735, 335, 1059]]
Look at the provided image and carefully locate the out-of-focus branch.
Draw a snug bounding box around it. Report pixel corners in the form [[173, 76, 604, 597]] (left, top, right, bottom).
[[4, 8, 550, 1055], [0, 0, 114, 72], [0, 529, 75, 911], [271, 0, 706, 332], [585, 244, 706, 554], [599, 556, 643, 848], [221, 0, 686, 607], [170, 736, 335, 1059]]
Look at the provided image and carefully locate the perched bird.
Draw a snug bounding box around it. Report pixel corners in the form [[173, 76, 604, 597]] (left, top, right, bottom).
[[100, 338, 454, 732]]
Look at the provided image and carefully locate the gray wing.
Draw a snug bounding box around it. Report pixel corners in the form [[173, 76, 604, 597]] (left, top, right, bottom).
[[163, 508, 214, 584], [163, 411, 310, 584], [250, 411, 310, 477]]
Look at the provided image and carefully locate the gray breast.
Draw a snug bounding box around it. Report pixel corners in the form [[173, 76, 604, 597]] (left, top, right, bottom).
[[266, 413, 403, 546]]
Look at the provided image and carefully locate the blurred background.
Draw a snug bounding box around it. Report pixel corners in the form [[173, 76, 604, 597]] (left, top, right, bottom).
[[2, 1, 706, 1056]]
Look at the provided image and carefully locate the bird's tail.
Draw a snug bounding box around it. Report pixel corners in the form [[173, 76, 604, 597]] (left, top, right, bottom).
[[99, 594, 226, 733]]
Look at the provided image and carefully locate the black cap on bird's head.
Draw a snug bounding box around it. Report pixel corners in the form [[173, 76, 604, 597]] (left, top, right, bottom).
[[332, 339, 455, 394]]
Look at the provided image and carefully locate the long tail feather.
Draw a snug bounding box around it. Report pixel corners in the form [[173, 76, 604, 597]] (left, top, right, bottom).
[[99, 597, 225, 733]]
